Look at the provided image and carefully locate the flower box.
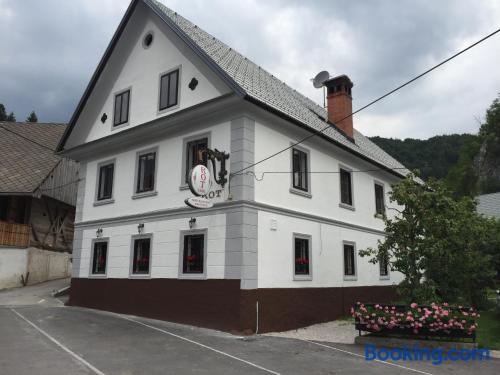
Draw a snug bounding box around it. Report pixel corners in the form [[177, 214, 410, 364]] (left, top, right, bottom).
[[352, 302, 478, 341]]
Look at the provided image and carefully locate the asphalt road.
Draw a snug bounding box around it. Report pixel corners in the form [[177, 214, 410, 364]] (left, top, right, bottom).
[[0, 282, 499, 374]]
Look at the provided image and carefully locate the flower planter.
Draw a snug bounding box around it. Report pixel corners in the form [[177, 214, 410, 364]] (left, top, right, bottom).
[[352, 302, 478, 342]]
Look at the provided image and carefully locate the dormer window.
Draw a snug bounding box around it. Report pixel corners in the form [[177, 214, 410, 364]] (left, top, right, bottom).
[[113, 89, 130, 127], [159, 68, 179, 111]]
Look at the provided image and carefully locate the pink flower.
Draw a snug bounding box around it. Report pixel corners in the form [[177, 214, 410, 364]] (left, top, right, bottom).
[[410, 302, 418, 308], [442, 310, 449, 316]]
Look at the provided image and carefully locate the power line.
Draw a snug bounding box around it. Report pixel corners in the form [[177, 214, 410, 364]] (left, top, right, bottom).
[[239, 167, 411, 181], [230, 27, 500, 176]]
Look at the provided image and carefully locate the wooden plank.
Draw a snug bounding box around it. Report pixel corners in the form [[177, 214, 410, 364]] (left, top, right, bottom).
[[0, 221, 30, 247]]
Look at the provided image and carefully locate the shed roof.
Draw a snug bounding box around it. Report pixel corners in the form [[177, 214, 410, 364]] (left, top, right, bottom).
[[0, 122, 67, 194]]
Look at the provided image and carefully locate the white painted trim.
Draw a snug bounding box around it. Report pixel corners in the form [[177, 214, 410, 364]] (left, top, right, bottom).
[[338, 164, 355, 210], [111, 86, 132, 131], [157, 65, 182, 115], [89, 238, 110, 278], [129, 233, 153, 278], [293, 233, 312, 281], [132, 146, 159, 197], [290, 143, 311, 196], [94, 158, 116, 204], [342, 240, 357, 281], [178, 229, 208, 279], [179, 132, 211, 189]]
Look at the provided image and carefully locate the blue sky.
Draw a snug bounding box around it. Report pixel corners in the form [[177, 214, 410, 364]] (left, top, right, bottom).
[[0, 0, 499, 139]]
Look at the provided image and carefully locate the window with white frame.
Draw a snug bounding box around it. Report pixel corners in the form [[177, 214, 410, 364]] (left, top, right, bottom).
[[96, 162, 114, 201], [185, 138, 208, 184], [135, 150, 156, 194], [380, 255, 389, 277], [182, 233, 205, 274], [292, 148, 309, 192], [340, 168, 353, 206], [91, 240, 108, 275], [131, 237, 151, 275], [113, 89, 130, 127], [343, 242, 356, 277], [159, 68, 179, 111], [294, 235, 311, 278], [375, 183, 385, 215]]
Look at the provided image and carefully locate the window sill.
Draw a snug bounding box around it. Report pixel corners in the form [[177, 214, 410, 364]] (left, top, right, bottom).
[[293, 275, 312, 281], [93, 199, 115, 207], [129, 274, 151, 279], [178, 273, 207, 280], [343, 275, 357, 281], [289, 188, 312, 198], [111, 122, 129, 131], [157, 103, 180, 116], [89, 274, 107, 279], [339, 203, 355, 211], [179, 184, 190, 191], [379, 275, 390, 280], [132, 191, 158, 200]]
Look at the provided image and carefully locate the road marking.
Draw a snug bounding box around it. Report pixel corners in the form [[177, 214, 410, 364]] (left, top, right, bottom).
[[119, 315, 281, 375], [303, 340, 434, 375], [10, 308, 106, 375]]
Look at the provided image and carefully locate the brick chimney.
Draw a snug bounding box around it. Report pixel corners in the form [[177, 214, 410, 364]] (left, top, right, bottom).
[[324, 75, 354, 138]]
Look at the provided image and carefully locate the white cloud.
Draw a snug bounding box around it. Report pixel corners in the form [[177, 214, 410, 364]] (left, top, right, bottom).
[[0, 0, 499, 139]]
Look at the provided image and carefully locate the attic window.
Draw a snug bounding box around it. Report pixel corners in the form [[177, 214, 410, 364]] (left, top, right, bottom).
[[143, 32, 154, 48]]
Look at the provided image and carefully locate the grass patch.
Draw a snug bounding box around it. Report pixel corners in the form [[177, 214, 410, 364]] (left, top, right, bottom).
[[477, 310, 500, 350]]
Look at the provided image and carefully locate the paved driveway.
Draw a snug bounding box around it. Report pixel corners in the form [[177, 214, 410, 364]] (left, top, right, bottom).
[[0, 283, 499, 374]]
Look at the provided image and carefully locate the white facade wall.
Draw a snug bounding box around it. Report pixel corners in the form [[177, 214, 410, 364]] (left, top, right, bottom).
[[257, 211, 402, 288], [65, 2, 229, 149], [253, 119, 400, 227], [81, 121, 230, 222], [74, 213, 226, 279]]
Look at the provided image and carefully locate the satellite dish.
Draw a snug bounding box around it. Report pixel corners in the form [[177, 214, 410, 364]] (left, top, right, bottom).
[[312, 71, 330, 88]]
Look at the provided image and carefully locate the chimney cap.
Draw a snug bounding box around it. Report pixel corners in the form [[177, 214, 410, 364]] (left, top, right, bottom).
[[324, 74, 353, 88]]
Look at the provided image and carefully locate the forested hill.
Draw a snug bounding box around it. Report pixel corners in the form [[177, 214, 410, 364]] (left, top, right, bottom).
[[369, 134, 475, 180]]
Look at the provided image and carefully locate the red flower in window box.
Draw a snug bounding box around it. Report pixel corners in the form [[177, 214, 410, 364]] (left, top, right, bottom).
[[137, 257, 149, 265], [187, 255, 197, 262], [295, 257, 309, 265]]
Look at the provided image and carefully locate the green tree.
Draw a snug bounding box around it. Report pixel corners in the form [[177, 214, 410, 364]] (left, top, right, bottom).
[[360, 174, 497, 307], [6, 112, 16, 122], [446, 93, 500, 196], [0, 103, 7, 121], [26, 111, 38, 122]]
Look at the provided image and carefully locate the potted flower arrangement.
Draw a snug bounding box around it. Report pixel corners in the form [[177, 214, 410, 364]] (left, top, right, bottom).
[[351, 302, 478, 340]]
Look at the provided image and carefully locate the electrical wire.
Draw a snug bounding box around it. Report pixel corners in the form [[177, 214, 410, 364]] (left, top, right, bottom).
[[230, 27, 500, 176]]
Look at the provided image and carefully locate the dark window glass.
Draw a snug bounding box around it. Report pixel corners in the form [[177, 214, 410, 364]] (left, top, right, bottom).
[[113, 90, 130, 126], [159, 69, 179, 110], [185, 138, 208, 183], [97, 164, 114, 201], [292, 148, 308, 191], [380, 255, 389, 276], [375, 184, 385, 215], [132, 238, 151, 274], [344, 244, 355, 276], [0, 196, 10, 221], [183, 234, 204, 274], [340, 169, 353, 206], [92, 241, 108, 275], [294, 237, 310, 275], [136, 152, 156, 193]]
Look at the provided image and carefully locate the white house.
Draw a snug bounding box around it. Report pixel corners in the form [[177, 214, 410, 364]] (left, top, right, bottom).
[[58, 0, 408, 332]]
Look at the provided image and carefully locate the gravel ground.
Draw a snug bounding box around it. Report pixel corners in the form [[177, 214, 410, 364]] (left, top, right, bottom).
[[265, 319, 357, 344]]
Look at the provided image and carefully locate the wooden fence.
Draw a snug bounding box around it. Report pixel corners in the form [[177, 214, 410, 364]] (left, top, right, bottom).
[[0, 221, 30, 247]]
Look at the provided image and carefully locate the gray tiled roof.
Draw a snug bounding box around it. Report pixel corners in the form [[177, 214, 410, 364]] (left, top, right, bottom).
[[0, 122, 67, 194], [148, 0, 409, 176], [477, 192, 500, 219]]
